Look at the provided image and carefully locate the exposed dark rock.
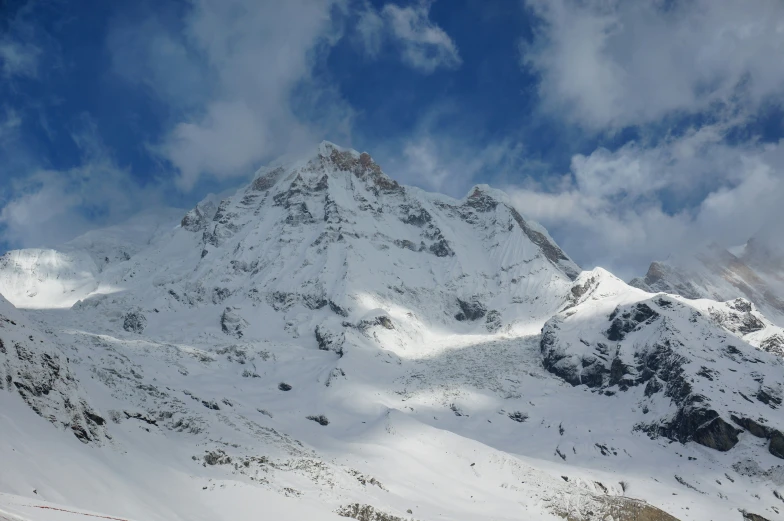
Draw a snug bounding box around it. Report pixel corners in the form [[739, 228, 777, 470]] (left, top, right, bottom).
[[729, 298, 753, 313], [336, 503, 410, 521], [429, 238, 454, 257], [609, 356, 631, 388], [455, 298, 486, 321], [122, 311, 147, 334], [394, 239, 418, 251], [770, 430, 784, 459], [402, 207, 432, 226], [211, 287, 230, 304], [307, 414, 329, 426], [201, 400, 220, 410], [756, 388, 782, 408], [84, 410, 106, 426], [654, 407, 740, 452], [124, 411, 158, 426], [181, 200, 218, 232], [563, 276, 597, 309], [552, 494, 681, 521], [377, 316, 394, 330], [220, 307, 247, 338], [329, 300, 349, 317], [203, 449, 232, 466], [302, 294, 328, 310], [485, 310, 502, 333], [692, 416, 741, 452], [540, 322, 581, 387], [760, 334, 784, 356], [508, 411, 528, 423], [742, 512, 773, 521], [270, 291, 296, 311], [730, 415, 771, 438], [315, 325, 345, 356], [606, 304, 659, 341], [250, 166, 284, 191], [507, 205, 579, 280], [278, 382, 292, 391], [464, 188, 498, 212], [72, 424, 91, 443], [737, 313, 765, 334]]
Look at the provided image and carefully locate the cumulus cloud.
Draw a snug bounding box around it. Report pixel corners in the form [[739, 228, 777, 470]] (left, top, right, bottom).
[[0, 123, 164, 249], [110, 0, 352, 191], [357, 0, 461, 73], [508, 0, 784, 277], [521, 0, 784, 130], [507, 133, 784, 278]]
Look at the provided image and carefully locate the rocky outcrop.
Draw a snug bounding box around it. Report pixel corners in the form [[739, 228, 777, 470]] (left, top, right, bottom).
[[0, 294, 106, 444], [315, 324, 345, 356], [123, 310, 147, 334], [552, 494, 681, 521], [220, 307, 248, 338], [541, 280, 784, 455], [181, 199, 218, 232], [507, 205, 580, 281], [455, 298, 486, 322], [770, 430, 784, 459]]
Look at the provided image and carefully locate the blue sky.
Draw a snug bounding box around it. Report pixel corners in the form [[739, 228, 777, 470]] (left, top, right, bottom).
[[2, 0, 784, 277]]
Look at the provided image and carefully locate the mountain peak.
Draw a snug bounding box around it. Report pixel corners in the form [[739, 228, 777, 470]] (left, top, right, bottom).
[[247, 141, 398, 196]]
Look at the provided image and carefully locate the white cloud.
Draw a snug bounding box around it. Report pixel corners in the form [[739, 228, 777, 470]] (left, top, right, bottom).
[[0, 3, 42, 80], [110, 0, 352, 191], [378, 136, 527, 198], [356, 4, 385, 57], [356, 0, 461, 73], [382, 1, 461, 73], [521, 0, 784, 130], [0, 125, 164, 249], [507, 134, 784, 278], [0, 39, 40, 78]]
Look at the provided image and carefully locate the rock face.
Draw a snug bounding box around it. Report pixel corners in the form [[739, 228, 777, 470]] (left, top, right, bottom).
[[770, 430, 784, 459], [220, 307, 248, 338], [122, 310, 147, 334], [455, 298, 487, 322], [0, 293, 106, 444], [541, 269, 784, 454]]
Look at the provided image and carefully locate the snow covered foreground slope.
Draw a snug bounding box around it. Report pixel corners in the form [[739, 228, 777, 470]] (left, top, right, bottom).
[[1, 143, 783, 521]]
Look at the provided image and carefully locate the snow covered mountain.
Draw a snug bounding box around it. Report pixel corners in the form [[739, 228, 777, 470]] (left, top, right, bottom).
[[630, 241, 784, 326], [0, 209, 183, 309], [0, 142, 783, 521]]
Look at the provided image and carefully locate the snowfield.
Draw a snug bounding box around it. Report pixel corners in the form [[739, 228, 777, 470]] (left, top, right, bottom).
[[0, 143, 782, 521]]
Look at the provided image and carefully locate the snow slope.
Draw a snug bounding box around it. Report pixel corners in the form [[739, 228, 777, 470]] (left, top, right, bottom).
[[0, 209, 183, 309], [1, 143, 782, 521]]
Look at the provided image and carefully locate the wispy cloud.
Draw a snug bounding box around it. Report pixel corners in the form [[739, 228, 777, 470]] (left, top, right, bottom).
[[109, 0, 352, 191], [521, 0, 784, 130], [0, 39, 40, 79], [506, 131, 784, 277], [0, 119, 165, 249], [0, 2, 42, 79], [357, 0, 461, 73]]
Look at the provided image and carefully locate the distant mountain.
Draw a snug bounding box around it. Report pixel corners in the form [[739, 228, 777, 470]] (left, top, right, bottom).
[[630, 240, 784, 325], [0, 209, 183, 309], [0, 143, 781, 521]]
